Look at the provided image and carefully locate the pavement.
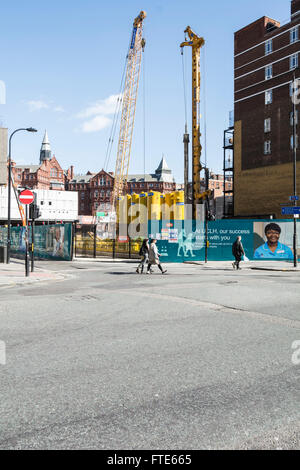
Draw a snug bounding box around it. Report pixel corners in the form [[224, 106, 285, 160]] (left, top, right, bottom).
[[73, 256, 300, 272], [0, 257, 299, 289], [0, 259, 71, 289], [0, 258, 300, 449]]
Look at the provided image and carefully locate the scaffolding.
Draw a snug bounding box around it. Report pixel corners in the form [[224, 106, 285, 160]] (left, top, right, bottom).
[[223, 112, 234, 218]]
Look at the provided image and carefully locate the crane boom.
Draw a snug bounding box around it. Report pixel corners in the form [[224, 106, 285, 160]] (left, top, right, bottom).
[[180, 27, 205, 217], [112, 11, 146, 208]]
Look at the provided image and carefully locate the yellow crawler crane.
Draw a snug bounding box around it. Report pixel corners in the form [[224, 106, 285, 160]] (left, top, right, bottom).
[[112, 11, 146, 209], [180, 27, 205, 218]]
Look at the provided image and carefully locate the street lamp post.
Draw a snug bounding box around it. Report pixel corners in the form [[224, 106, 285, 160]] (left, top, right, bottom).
[[7, 128, 37, 263], [292, 69, 298, 268]]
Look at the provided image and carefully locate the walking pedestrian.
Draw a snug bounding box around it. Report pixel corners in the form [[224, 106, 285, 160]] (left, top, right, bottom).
[[232, 236, 245, 270], [136, 238, 150, 274], [147, 239, 167, 274]]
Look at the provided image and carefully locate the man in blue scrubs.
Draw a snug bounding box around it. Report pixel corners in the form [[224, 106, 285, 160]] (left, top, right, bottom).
[[254, 223, 293, 259]]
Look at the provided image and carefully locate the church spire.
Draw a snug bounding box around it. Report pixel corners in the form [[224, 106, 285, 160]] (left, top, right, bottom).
[[40, 130, 52, 163]]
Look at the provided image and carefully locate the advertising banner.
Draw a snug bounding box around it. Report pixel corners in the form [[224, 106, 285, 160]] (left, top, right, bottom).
[[145, 219, 300, 263], [0, 224, 72, 261]]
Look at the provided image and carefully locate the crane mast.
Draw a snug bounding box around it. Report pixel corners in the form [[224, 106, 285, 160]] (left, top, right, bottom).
[[112, 11, 146, 209], [180, 27, 205, 218]]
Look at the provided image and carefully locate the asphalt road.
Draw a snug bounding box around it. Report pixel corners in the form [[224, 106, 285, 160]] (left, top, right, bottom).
[[0, 260, 300, 450]]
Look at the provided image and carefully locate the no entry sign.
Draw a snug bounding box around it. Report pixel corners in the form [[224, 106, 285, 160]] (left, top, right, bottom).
[[19, 189, 34, 205]]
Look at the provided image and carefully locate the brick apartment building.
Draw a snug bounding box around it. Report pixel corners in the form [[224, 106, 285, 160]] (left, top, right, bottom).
[[69, 157, 176, 216], [234, 0, 300, 218], [187, 172, 233, 219], [11, 130, 74, 191], [201, 172, 233, 198]]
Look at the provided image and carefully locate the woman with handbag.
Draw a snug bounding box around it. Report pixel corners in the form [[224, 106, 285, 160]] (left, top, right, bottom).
[[147, 239, 167, 274], [136, 239, 150, 274]]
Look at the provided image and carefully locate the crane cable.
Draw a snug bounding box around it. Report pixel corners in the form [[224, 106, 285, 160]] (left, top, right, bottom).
[[104, 44, 130, 172], [202, 44, 207, 169], [143, 30, 146, 181], [181, 47, 188, 130]]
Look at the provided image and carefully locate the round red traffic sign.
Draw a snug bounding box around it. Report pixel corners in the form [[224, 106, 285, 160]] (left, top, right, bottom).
[[19, 189, 34, 205]]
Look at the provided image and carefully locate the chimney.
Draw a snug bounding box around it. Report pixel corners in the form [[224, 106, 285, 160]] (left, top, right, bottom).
[[70, 165, 74, 179], [291, 0, 300, 19]]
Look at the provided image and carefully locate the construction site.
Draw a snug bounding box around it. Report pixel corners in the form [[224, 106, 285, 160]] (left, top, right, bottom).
[[1, 4, 299, 264], [74, 10, 216, 259]]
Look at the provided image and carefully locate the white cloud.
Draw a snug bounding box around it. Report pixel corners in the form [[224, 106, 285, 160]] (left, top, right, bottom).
[[75, 94, 121, 133], [25, 100, 65, 113], [26, 100, 49, 112], [81, 115, 112, 133], [54, 106, 65, 113], [76, 94, 121, 119]]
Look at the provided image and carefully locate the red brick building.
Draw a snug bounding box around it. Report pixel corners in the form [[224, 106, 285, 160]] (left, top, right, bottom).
[[69, 158, 176, 216], [201, 172, 233, 198], [234, 0, 300, 218], [67, 169, 114, 216], [11, 130, 74, 191]]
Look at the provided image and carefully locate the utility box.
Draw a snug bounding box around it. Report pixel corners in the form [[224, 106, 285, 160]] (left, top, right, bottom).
[[0, 128, 8, 185], [0, 245, 7, 263]]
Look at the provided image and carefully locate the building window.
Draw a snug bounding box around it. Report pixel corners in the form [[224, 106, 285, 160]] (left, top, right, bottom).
[[290, 53, 298, 70], [81, 192, 85, 200], [290, 26, 299, 44], [265, 65, 272, 80], [264, 141, 271, 155], [290, 111, 298, 126], [100, 176, 105, 186], [291, 135, 298, 149], [80, 203, 84, 210], [95, 190, 98, 198], [265, 39, 272, 55], [264, 118, 271, 133], [265, 90, 272, 105]]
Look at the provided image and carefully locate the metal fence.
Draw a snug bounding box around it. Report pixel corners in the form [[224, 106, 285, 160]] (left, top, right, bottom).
[[74, 224, 143, 259]]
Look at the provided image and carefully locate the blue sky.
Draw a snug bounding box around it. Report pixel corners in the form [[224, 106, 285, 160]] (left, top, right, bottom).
[[0, 0, 291, 182]]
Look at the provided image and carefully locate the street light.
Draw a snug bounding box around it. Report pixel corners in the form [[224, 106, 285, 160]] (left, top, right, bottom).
[[292, 68, 299, 268], [7, 127, 38, 263]]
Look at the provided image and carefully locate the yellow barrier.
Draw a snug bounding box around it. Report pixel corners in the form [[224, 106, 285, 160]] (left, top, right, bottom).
[[115, 190, 186, 224]]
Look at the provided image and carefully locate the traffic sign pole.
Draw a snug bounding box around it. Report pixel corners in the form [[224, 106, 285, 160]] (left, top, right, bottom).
[[292, 71, 298, 268], [31, 219, 35, 273], [25, 204, 29, 277], [19, 190, 34, 277]]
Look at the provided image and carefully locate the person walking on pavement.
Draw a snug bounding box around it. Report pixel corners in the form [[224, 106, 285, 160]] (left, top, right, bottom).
[[147, 239, 167, 274], [232, 236, 245, 270], [136, 238, 150, 274]]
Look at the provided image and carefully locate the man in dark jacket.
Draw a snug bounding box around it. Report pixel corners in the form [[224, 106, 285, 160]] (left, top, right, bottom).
[[232, 236, 245, 270]]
